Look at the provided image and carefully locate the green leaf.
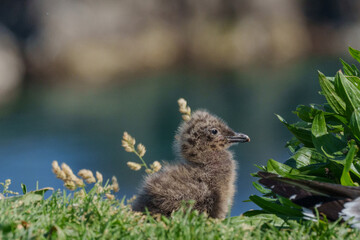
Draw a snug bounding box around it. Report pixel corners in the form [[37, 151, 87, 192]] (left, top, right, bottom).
[[327, 124, 344, 134], [277, 195, 302, 210], [349, 47, 360, 64], [285, 147, 327, 169], [21, 183, 27, 194], [242, 210, 269, 217], [340, 58, 355, 76], [295, 105, 316, 122], [297, 162, 329, 174], [267, 159, 300, 176], [318, 71, 346, 115], [281, 173, 335, 183], [295, 105, 347, 127], [350, 109, 360, 141], [326, 77, 335, 82], [2, 187, 53, 204], [352, 64, 360, 76], [340, 140, 359, 186], [334, 71, 360, 117], [249, 195, 303, 218], [254, 164, 267, 171], [295, 105, 325, 123], [311, 112, 327, 138], [330, 114, 348, 126], [285, 137, 302, 154], [353, 160, 360, 178], [253, 182, 272, 194], [311, 112, 347, 156], [347, 76, 360, 90], [22, 193, 43, 205], [31, 187, 54, 195], [276, 115, 313, 147], [330, 159, 360, 180]]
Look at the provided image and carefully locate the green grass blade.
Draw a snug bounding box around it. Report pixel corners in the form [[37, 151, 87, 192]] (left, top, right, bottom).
[[21, 183, 27, 194]]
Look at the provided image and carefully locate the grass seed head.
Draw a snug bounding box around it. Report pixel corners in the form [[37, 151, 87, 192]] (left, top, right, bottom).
[[122, 141, 134, 152], [74, 189, 86, 199], [52, 161, 88, 189], [127, 195, 137, 205], [61, 163, 78, 181], [178, 98, 187, 108], [122, 132, 136, 151], [178, 98, 191, 121], [52, 161, 66, 180], [96, 171, 103, 183], [127, 162, 142, 171], [179, 104, 190, 114], [5, 179, 11, 186], [74, 178, 85, 187], [64, 180, 76, 191], [137, 143, 146, 157], [78, 169, 96, 184], [105, 193, 115, 200], [111, 176, 120, 192], [96, 186, 104, 194], [6, 190, 19, 195], [182, 115, 191, 121], [151, 161, 162, 172], [1, 179, 18, 195]]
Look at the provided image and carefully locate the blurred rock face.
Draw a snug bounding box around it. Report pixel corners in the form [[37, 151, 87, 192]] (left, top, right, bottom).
[[27, 0, 309, 82], [188, 0, 310, 68], [0, 26, 23, 103], [28, 0, 181, 82]]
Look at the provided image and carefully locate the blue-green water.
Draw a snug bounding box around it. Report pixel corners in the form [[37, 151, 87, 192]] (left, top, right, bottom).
[[0, 58, 344, 215]]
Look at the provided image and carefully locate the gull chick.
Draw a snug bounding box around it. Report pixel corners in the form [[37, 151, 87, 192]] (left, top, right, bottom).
[[132, 110, 250, 218]]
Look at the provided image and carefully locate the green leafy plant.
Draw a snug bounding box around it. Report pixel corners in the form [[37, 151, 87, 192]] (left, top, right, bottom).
[[247, 47, 360, 219]]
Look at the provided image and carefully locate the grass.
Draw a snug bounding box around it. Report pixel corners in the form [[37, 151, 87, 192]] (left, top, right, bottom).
[[0, 184, 359, 239]]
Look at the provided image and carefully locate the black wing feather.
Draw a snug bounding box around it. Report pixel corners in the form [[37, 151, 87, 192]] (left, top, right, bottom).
[[257, 171, 360, 221]]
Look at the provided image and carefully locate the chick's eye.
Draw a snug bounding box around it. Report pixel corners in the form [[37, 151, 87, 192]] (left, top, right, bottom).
[[211, 129, 218, 135]]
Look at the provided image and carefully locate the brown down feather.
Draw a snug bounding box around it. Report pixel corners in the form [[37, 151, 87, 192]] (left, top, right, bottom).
[[132, 110, 249, 218]]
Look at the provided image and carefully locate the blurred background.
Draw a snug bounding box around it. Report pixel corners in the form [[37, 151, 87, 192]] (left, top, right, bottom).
[[1, 0, 360, 215]]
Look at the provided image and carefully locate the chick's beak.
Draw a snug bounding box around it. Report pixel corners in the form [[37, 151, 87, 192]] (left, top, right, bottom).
[[227, 132, 250, 143]]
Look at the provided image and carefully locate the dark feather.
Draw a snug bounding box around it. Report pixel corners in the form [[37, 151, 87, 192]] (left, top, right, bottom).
[[258, 171, 360, 221]]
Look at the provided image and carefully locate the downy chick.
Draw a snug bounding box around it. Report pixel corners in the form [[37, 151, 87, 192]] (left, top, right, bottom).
[[132, 110, 250, 218]]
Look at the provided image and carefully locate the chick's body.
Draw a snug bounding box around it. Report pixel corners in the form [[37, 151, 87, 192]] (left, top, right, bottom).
[[132, 110, 249, 218]]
